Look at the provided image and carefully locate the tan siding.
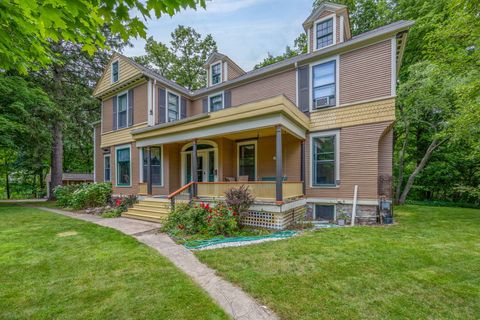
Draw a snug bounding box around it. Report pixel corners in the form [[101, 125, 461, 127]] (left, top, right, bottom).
[[133, 83, 148, 124], [102, 98, 113, 133], [189, 98, 203, 117], [94, 124, 103, 182], [339, 40, 392, 105], [220, 138, 234, 180], [227, 63, 243, 81], [95, 56, 142, 96], [231, 70, 296, 106], [378, 127, 393, 177], [306, 121, 392, 200], [168, 143, 181, 192]]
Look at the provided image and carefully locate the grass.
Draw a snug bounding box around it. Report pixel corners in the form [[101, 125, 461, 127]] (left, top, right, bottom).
[[0, 204, 227, 320], [196, 205, 480, 319]]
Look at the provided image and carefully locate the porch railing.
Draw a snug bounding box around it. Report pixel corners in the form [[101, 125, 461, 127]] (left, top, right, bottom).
[[167, 181, 194, 209]]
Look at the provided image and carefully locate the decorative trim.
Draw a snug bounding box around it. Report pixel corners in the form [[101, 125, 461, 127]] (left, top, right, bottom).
[[339, 15, 344, 43]]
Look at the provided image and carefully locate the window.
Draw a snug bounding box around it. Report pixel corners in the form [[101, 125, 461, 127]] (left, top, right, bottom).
[[312, 60, 336, 108], [104, 155, 111, 182], [117, 92, 128, 128], [316, 18, 334, 49], [142, 147, 162, 185], [209, 93, 223, 112], [312, 134, 336, 186], [112, 61, 119, 82], [314, 204, 335, 221], [116, 147, 131, 186], [211, 63, 221, 85], [238, 142, 256, 181], [167, 92, 179, 122]]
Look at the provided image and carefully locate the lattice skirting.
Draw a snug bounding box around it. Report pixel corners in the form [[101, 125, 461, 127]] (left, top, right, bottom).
[[240, 205, 307, 229]]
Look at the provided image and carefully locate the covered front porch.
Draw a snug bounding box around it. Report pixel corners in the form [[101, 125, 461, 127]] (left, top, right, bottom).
[[133, 95, 309, 204]]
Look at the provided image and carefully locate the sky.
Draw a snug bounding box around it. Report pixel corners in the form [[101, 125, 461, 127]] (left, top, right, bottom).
[[123, 0, 314, 71]]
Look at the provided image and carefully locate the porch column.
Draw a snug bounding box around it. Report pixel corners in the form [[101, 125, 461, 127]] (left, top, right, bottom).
[[192, 139, 198, 197], [300, 140, 305, 195], [275, 125, 283, 203], [146, 147, 152, 195]]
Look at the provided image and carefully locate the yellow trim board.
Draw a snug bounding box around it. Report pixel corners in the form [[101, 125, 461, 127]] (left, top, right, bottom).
[[100, 122, 148, 148]]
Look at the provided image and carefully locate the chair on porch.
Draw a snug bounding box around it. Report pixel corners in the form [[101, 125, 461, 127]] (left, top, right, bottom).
[[225, 177, 236, 182], [261, 176, 288, 181], [238, 175, 249, 182]]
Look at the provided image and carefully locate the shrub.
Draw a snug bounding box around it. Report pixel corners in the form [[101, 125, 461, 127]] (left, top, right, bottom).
[[112, 195, 137, 214], [205, 202, 238, 236], [53, 184, 80, 207], [224, 185, 255, 220], [69, 183, 112, 210], [102, 209, 122, 218]]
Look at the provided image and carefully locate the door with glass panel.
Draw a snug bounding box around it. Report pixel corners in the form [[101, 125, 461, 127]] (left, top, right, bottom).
[[238, 142, 256, 181]]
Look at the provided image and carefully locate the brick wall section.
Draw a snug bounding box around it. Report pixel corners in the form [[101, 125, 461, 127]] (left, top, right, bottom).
[[306, 121, 393, 200], [339, 40, 392, 105]]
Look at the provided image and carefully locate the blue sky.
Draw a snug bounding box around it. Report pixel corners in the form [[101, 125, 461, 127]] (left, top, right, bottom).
[[124, 0, 314, 71]]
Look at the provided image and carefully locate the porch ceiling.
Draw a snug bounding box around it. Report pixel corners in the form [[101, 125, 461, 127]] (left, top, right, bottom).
[[133, 95, 310, 147]]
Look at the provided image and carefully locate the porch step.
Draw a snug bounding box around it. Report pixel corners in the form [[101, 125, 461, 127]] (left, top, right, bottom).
[[122, 199, 172, 223], [122, 211, 168, 223]]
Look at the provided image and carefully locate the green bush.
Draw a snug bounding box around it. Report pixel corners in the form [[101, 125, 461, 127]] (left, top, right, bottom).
[[54, 183, 112, 209], [205, 202, 238, 236], [101, 209, 122, 218]]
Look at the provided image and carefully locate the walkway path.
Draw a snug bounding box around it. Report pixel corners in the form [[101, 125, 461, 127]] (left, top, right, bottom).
[[34, 206, 278, 320]]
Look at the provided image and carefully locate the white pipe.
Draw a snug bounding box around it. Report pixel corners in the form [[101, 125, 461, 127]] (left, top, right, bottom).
[[351, 185, 358, 226]]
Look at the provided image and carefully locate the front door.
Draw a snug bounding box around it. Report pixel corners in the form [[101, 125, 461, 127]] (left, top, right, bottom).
[[185, 151, 210, 183]]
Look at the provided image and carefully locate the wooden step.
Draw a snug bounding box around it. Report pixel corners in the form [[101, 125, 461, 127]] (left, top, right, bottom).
[[136, 201, 171, 209], [122, 212, 166, 223], [130, 206, 170, 215]]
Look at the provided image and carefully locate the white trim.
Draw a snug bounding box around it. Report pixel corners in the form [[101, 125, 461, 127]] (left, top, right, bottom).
[[100, 101, 104, 133], [93, 126, 96, 182], [147, 79, 153, 126], [309, 130, 340, 188], [237, 140, 258, 181], [295, 66, 299, 106], [313, 14, 337, 52], [207, 91, 225, 112], [309, 55, 339, 112], [306, 28, 311, 53], [138, 149, 143, 183], [391, 36, 397, 96], [313, 203, 337, 221], [223, 61, 228, 81], [103, 154, 111, 182], [115, 144, 132, 187], [116, 90, 129, 130], [136, 114, 307, 147], [111, 59, 120, 83], [180, 140, 219, 185], [166, 89, 180, 122], [339, 15, 344, 43], [209, 60, 223, 86], [307, 197, 379, 206], [152, 80, 157, 125]]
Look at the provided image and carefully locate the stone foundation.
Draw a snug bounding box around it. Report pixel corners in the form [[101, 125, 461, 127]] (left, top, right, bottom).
[[306, 203, 379, 225]]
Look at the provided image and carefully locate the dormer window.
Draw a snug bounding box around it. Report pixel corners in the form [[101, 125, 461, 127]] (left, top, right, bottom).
[[316, 18, 334, 49], [211, 62, 222, 85], [112, 61, 119, 83]]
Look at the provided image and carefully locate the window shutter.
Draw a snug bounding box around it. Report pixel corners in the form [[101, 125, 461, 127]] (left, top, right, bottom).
[[112, 96, 117, 130], [202, 97, 208, 113], [298, 65, 310, 113], [158, 88, 166, 124], [128, 89, 134, 127], [224, 90, 232, 108], [180, 97, 187, 119]]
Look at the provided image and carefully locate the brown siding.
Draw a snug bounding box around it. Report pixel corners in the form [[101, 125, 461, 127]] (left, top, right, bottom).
[[189, 98, 203, 117], [306, 121, 392, 200], [94, 124, 103, 182], [227, 63, 243, 81], [231, 69, 296, 106], [339, 40, 392, 105], [102, 82, 148, 133], [219, 138, 235, 180]]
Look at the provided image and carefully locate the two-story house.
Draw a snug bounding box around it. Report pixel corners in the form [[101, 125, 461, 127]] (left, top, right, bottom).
[[92, 2, 412, 227]]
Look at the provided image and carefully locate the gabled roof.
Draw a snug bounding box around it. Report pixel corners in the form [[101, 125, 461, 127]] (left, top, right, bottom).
[[203, 52, 246, 75], [303, 2, 348, 31]]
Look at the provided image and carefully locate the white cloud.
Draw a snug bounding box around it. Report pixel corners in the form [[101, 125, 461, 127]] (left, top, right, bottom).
[[202, 0, 268, 13]]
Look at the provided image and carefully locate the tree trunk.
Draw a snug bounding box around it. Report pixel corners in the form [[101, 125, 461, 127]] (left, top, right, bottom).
[[394, 122, 410, 204], [49, 122, 63, 200], [398, 137, 447, 205], [4, 157, 10, 199]]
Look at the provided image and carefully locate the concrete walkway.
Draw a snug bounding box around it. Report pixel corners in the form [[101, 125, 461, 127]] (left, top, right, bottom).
[[35, 207, 278, 320]]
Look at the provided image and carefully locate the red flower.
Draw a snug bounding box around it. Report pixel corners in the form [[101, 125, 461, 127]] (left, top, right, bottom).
[[178, 224, 185, 230], [115, 198, 122, 206]]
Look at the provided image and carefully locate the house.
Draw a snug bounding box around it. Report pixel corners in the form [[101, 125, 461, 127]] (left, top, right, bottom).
[[45, 172, 94, 198], [92, 2, 412, 227]]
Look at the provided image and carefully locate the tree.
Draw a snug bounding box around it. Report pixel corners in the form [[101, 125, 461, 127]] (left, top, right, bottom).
[[0, 0, 206, 73], [134, 26, 217, 90]]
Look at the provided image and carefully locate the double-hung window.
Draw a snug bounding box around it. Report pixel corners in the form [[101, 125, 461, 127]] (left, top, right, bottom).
[[142, 147, 162, 185], [167, 92, 180, 122], [112, 61, 119, 82], [312, 134, 337, 186], [316, 18, 334, 49], [312, 60, 336, 108], [116, 147, 131, 186], [209, 93, 223, 112], [211, 63, 221, 85], [104, 155, 111, 182], [117, 93, 128, 128]]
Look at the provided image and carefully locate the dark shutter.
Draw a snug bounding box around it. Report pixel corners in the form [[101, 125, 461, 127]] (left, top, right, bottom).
[[128, 89, 134, 126], [180, 97, 187, 119], [202, 97, 208, 113], [158, 87, 166, 124], [298, 65, 310, 113], [112, 96, 117, 130], [224, 90, 232, 108]]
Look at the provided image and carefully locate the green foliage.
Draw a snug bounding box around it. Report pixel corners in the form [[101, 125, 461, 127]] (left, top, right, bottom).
[[54, 182, 112, 209], [204, 203, 238, 237], [0, 0, 206, 73], [134, 26, 217, 90], [112, 195, 137, 214], [101, 210, 122, 218]]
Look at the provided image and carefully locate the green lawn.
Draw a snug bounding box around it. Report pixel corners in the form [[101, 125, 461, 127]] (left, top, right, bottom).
[[0, 204, 227, 320], [196, 205, 480, 319]]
